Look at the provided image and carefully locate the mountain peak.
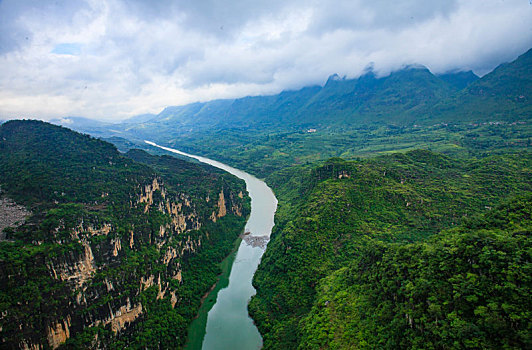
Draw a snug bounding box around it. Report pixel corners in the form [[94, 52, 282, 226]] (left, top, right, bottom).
[[325, 73, 346, 86], [402, 63, 430, 71]]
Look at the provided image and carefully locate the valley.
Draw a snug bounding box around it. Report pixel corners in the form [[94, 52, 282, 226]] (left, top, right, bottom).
[[0, 45, 531, 350], [146, 142, 277, 350]]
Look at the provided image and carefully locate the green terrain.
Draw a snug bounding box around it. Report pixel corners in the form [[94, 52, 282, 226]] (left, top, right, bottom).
[[249, 151, 531, 349], [4, 46, 532, 349], [0, 120, 250, 349], [300, 194, 531, 349]]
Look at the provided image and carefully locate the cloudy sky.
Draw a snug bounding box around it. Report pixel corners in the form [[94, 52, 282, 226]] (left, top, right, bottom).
[[0, 0, 531, 121]]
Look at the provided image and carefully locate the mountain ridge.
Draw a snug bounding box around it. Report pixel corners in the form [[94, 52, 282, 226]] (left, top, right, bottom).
[[0, 120, 250, 349]]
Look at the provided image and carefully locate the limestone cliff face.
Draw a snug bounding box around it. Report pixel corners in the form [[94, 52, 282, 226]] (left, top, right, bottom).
[[47, 240, 95, 287], [1, 175, 248, 349], [217, 190, 227, 218], [0, 122, 251, 349], [46, 316, 71, 349]]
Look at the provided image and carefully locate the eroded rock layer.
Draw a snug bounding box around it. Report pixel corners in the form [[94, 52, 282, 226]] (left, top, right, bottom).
[[0, 121, 250, 349]]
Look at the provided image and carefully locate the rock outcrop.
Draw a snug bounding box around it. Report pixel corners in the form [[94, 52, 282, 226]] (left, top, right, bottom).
[[0, 197, 30, 240], [0, 121, 250, 349]]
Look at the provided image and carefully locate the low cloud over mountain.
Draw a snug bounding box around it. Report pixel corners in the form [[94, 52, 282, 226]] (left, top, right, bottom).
[[0, 0, 531, 120]]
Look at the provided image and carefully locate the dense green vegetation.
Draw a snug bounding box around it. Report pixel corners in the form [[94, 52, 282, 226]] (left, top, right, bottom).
[[149, 120, 530, 177], [299, 195, 531, 349], [248, 151, 531, 349], [36, 47, 532, 349], [0, 120, 250, 349]]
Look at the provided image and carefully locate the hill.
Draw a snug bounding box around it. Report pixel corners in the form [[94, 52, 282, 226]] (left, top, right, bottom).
[[425, 48, 532, 124], [0, 120, 250, 349], [299, 195, 531, 349], [248, 151, 531, 349]]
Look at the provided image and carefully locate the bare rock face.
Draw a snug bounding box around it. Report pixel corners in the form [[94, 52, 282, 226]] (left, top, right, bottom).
[[217, 190, 227, 218], [46, 317, 71, 349], [47, 240, 96, 288], [108, 300, 143, 334], [0, 197, 30, 240], [1, 175, 249, 349]]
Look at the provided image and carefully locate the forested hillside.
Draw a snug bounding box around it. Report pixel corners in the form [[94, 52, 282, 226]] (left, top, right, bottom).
[[0, 120, 250, 349], [249, 151, 531, 349], [299, 195, 531, 349], [65, 48, 529, 178]]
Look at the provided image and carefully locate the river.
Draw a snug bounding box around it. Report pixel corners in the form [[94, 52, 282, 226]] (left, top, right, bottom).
[[145, 141, 277, 350]]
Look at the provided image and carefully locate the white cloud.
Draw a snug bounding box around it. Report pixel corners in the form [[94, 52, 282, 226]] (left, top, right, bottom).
[[0, 0, 531, 121], [58, 118, 73, 124]]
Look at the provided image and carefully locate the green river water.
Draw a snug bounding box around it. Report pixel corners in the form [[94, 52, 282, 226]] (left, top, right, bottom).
[[146, 141, 278, 350]]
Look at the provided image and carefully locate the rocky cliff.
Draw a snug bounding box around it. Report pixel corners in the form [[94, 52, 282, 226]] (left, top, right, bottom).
[[0, 120, 250, 349]]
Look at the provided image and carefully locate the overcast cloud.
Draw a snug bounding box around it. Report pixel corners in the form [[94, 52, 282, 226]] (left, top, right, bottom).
[[0, 0, 531, 121]]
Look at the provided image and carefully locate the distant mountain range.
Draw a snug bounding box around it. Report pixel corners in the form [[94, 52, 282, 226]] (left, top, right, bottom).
[[50, 48, 530, 146]]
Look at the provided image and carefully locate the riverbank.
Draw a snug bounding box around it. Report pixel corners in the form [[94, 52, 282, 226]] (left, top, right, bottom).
[[185, 236, 242, 350], [146, 141, 278, 350]]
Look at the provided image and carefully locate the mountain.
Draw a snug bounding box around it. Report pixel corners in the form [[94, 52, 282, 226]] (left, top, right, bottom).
[[437, 70, 479, 90], [60, 48, 522, 181], [120, 113, 157, 124], [468, 48, 531, 99], [0, 120, 250, 349], [119, 66, 462, 137], [116, 52, 526, 139], [45, 48, 530, 181], [296, 67, 457, 126], [429, 48, 532, 123], [248, 151, 532, 349]]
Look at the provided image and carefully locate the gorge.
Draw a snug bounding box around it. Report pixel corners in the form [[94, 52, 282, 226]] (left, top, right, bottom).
[[145, 141, 277, 350], [0, 121, 251, 349]]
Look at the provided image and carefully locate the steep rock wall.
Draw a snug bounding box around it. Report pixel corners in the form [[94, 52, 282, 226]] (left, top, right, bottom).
[[1, 175, 248, 349]]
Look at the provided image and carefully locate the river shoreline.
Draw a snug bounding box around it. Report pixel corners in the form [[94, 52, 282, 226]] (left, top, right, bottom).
[[146, 141, 278, 350], [184, 236, 243, 350]]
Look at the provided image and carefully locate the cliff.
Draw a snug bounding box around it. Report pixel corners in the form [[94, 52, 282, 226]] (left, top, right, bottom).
[[0, 120, 250, 349]]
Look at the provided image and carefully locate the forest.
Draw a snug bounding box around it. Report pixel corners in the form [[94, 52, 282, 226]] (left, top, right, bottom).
[[0, 120, 250, 349], [249, 151, 531, 349]]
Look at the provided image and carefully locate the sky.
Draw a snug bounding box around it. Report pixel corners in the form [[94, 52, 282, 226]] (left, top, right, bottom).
[[0, 0, 531, 121]]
